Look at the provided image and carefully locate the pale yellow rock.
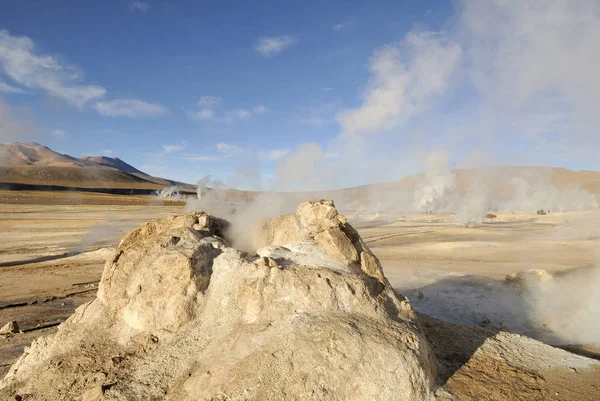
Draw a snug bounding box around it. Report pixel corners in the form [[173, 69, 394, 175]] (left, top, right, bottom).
[[0, 201, 436, 401], [506, 269, 554, 285], [0, 321, 19, 335], [82, 385, 104, 401]]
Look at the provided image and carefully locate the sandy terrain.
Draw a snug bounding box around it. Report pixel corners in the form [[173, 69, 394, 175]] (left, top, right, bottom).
[[1, 192, 599, 399]]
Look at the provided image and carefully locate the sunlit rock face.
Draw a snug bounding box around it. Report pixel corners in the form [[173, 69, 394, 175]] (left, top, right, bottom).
[[0, 200, 436, 401]]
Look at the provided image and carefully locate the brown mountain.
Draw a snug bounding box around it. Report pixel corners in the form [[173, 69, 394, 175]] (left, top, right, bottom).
[[0, 142, 193, 192], [0, 142, 97, 167], [2, 142, 599, 202], [80, 156, 148, 176]]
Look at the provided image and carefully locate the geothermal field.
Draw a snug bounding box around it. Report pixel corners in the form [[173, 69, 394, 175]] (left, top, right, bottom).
[[3, 1, 600, 398], [1, 185, 599, 400]]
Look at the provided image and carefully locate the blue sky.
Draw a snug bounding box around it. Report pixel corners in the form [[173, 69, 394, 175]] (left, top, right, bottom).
[[1, 0, 599, 189]]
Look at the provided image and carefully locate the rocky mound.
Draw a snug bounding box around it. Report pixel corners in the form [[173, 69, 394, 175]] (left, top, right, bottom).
[[505, 269, 554, 285], [0, 201, 436, 401]]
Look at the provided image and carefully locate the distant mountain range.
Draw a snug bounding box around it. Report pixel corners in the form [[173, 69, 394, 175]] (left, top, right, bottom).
[[1, 142, 599, 205], [0, 142, 194, 192]]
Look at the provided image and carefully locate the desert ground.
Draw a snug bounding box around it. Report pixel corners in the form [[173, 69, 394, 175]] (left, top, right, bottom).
[[1, 190, 599, 400]]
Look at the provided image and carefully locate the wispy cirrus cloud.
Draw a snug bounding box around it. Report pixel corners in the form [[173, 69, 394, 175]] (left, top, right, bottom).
[[163, 140, 187, 154], [188, 96, 267, 123], [130, 1, 150, 12], [197, 96, 221, 108], [333, 18, 354, 32], [181, 142, 241, 162], [180, 154, 222, 162], [0, 79, 28, 94], [255, 35, 296, 57], [0, 30, 165, 119], [216, 142, 243, 157], [179, 142, 287, 164], [0, 30, 106, 108], [188, 109, 215, 121], [94, 99, 168, 118]]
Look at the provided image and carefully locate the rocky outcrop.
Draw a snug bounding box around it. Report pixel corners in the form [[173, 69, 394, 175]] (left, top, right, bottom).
[[0, 201, 436, 401], [260, 200, 387, 282], [505, 269, 554, 285]]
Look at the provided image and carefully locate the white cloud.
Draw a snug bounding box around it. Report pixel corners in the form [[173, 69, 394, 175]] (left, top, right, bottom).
[[259, 149, 289, 162], [180, 154, 222, 162], [101, 149, 113, 156], [130, 1, 150, 12], [0, 79, 27, 94], [223, 105, 268, 122], [197, 96, 221, 108], [229, 109, 252, 120], [163, 141, 187, 153], [94, 99, 168, 118], [321, 87, 333, 91], [188, 97, 268, 123], [333, 19, 354, 32], [188, 109, 215, 121], [50, 129, 65, 138], [189, 96, 222, 120], [0, 30, 106, 108], [0, 30, 161, 118], [179, 144, 290, 164], [337, 31, 461, 135], [255, 35, 296, 57], [253, 105, 268, 114], [216, 142, 243, 157]]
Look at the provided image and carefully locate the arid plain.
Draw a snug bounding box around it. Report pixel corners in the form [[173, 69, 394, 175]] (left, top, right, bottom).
[[1, 190, 599, 400]]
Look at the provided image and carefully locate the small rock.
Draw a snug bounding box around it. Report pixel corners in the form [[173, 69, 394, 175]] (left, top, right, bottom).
[[0, 321, 19, 335], [480, 318, 491, 327], [82, 385, 104, 401], [417, 291, 424, 300]]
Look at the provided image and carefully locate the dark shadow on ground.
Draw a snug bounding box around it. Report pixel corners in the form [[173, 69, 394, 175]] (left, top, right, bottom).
[[401, 272, 600, 381], [416, 312, 499, 384], [397, 275, 531, 336], [0, 252, 81, 268]]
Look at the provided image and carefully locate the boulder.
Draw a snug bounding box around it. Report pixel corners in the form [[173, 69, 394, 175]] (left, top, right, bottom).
[[0, 202, 436, 401]]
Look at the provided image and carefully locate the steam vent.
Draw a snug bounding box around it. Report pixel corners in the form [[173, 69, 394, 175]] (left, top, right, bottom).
[[0, 200, 437, 400]]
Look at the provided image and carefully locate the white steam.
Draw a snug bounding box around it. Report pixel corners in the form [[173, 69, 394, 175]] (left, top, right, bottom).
[[525, 266, 600, 344], [182, 0, 600, 347], [156, 186, 182, 199], [412, 151, 459, 212]]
